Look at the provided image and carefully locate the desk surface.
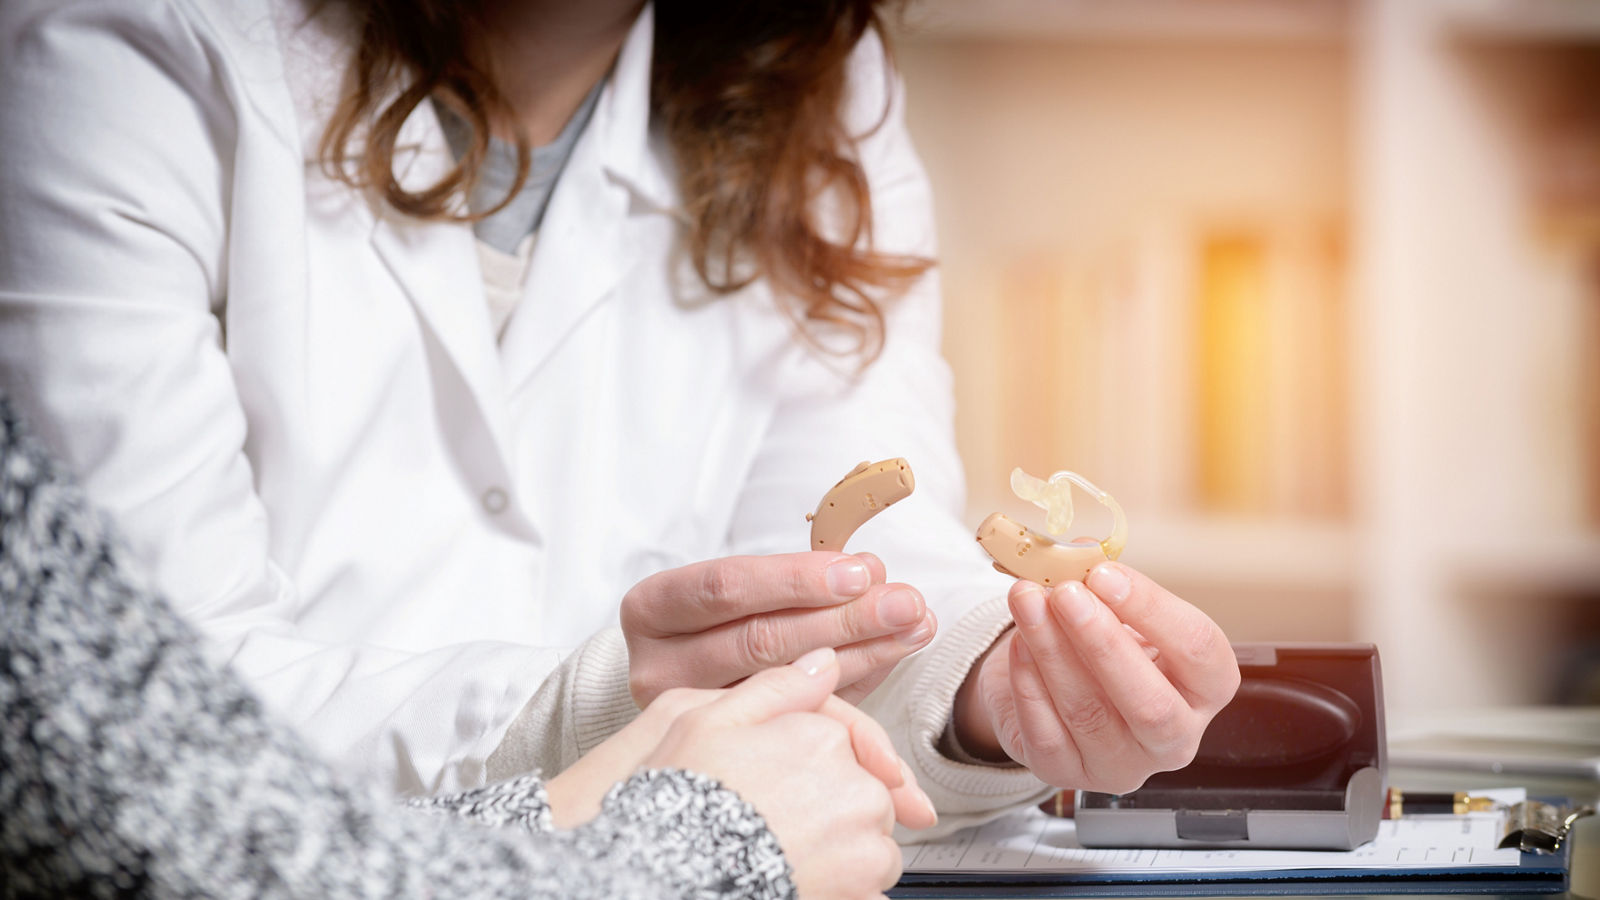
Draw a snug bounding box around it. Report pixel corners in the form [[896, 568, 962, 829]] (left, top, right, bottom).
[[912, 763, 1600, 899]]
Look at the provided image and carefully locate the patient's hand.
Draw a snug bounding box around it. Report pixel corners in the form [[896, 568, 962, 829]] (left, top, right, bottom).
[[547, 649, 936, 898], [621, 551, 937, 706], [952, 562, 1239, 792]]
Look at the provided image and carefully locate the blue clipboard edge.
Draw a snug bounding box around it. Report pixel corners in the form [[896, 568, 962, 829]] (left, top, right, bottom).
[[892, 862, 1568, 898]]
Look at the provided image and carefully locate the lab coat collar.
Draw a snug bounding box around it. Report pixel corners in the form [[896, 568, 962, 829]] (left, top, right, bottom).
[[497, 2, 675, 392], [283, 0, 678, 464], [595, 3, 679, 216]]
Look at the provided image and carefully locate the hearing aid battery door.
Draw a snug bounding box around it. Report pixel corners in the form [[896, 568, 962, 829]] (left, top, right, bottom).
[[1074, 643, 1387, 851]]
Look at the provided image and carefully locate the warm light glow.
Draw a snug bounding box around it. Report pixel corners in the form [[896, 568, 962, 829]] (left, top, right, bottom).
[[891, 0, 1600, 711]]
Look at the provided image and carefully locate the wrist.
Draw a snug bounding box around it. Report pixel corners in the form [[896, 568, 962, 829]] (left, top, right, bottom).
[[949, 627, 1016, 764], [543, 769, 595, 829]]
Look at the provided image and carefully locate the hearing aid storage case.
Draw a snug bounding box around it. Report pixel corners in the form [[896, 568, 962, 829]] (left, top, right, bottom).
[[1074, 643, 1386, 851]]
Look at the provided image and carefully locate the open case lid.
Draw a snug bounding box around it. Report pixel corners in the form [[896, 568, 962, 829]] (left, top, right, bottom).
[[1075, 643, 1387, 850]]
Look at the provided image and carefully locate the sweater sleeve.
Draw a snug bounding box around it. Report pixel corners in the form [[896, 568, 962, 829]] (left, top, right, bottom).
[[0, 399, 790, 900]]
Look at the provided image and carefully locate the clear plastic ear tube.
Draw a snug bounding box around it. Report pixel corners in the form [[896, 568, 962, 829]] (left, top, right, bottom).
[[1009, 467, 1127, 561]]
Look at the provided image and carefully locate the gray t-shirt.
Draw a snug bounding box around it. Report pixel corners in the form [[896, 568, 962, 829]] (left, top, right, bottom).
[[436, 79, 603, 255]]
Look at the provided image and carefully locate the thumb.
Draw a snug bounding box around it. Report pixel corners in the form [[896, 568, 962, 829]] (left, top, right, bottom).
[[703, 647, 840, 727]]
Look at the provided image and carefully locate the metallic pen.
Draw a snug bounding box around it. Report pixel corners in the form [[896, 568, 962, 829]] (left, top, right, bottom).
[[1386, 788, 1499, 818]]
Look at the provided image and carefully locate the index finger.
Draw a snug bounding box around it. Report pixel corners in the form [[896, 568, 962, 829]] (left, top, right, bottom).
[[700, 647, 841, 727], [819, 695, 938, 831], [1083, 562, 1239, 710], [622, 552, 884, 637]]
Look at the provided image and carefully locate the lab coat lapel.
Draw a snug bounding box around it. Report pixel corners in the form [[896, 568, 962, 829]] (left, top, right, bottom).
[[277, 0, 508, 448], [499, 138, 636, 391], [367, 108, 517, 465], [499, 4, 669, 392]]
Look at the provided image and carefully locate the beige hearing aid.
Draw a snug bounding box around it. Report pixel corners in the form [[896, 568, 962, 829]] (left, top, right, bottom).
[[976, 467, 1127, 587], [806, 458, 915, 551]]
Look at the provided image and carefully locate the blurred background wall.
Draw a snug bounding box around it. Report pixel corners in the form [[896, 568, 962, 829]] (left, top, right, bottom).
[[886, 0, 1600, 718]]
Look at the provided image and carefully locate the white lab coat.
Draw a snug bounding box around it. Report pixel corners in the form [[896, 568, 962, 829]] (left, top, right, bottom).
[[0, 0, 1050, 833]]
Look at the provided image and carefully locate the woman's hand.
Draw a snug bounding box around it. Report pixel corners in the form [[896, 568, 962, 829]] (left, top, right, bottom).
[[548, 648, 936, 899], [621, 552, 937, 706], [644, 648, 933, 898], [952, 562, 1240, 793]]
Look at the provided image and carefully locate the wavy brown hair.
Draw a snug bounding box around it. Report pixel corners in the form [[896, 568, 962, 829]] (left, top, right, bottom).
[[318, 0, 932, 364]]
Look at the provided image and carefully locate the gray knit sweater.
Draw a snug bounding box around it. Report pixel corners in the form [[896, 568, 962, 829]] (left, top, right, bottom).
[[0, 400, 795, 899]]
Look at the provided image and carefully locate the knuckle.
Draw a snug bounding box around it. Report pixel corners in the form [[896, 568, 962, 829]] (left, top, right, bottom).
[[629, 671, 658, 707], [1214, 655, 1244, 708], [802, 713, 852, 751], [1007, 661, 1050, 708], [1122, 689, 1182, 736], [650, 686, 703, 719], [1122, 694, 1200, 768], [1082, 754, 1154, 795], [1178, 619, 1225, 668], [1154, 736, 1200, 773], [1098, 771, 1152, 796], [996, 717, 1027, 760], [794, 722, 856, 769], [1154, 734, 1201, 771], [697, 558, 743, 609], [1075, 626, 1122, 669], [1060, 699, 1116, 739], [735, 616, 790, 669], [618, 585, 652, 633], [844, 592, 882, 639], [675, 705, 718, 737], [785, 560, 822, 603], [1021, 722, 1075, 762], [847, 636, 912, 677], [1181, 625, 1242, 710], [628, 656, 670, 706]]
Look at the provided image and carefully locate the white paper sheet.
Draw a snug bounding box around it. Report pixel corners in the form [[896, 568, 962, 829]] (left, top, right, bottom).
[[902, 788, 1526, 874]]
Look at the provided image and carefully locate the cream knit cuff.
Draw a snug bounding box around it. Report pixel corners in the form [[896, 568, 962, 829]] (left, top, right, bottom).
[[570, 626, 638, 757], [904, 597, 1052, 811]]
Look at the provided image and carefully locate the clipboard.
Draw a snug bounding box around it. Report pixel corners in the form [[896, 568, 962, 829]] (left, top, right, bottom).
[[893, 854, 1569, 897], [894, 789, 1575, 897]]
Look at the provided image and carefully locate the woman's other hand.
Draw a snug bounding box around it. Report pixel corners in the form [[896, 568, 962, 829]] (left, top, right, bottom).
[[621, 552, 936, 706], [953, 562, 1240, 793], [548, 648, 936, 898]]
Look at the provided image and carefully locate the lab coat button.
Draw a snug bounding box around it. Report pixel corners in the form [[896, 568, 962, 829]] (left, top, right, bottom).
[[481, 487, 509, 515]]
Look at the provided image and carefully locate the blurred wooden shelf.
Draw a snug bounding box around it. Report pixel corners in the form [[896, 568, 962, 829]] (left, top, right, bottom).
[[895, 0, 1350, 43], [908, 0, 1600, 711], [1444, 531, 1600, 592], [1124, 515, 1355, 589], [1441, 0, 1600, 43]]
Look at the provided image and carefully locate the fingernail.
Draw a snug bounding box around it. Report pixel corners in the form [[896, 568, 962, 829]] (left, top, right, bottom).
[[1011, 584, 1047, 627], [917, 786, 938, 825], [827, 559, 872, 600], [898, 617, 935, 647], [878, 589, 922, 628], [1058, 582, 1099, 626], [1087, 563, 1131, 604], [793, 646, 835, 676]]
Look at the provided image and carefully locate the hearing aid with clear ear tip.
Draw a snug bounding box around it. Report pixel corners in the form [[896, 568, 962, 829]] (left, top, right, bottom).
[[806, 458, 914, 551], [976, 467, 1127, 587]]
